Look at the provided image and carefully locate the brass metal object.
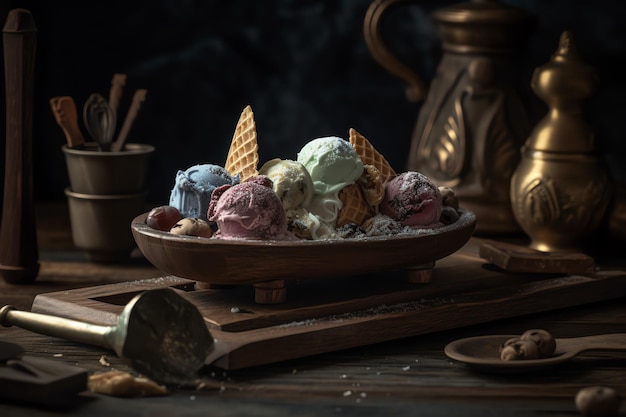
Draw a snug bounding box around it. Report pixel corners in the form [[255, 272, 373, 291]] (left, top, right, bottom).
[[364, 0, 534, 234], [0, 288, 214, 385], [510, 31, 612, 252]]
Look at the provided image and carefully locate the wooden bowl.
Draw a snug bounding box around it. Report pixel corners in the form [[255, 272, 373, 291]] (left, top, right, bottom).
[[131, 209, 476, 288]]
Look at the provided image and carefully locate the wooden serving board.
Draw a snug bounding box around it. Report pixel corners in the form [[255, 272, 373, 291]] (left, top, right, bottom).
[[31, 246, 626, 370]]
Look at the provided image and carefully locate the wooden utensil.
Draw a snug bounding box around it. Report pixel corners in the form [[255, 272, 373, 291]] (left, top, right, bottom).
[[112, 89, 147, 152], [0, 288, 214, 385], [83, 93, 116, 151], [49, 96, 85, 148], [0, 8, 39, 284], [445, 333, 626, 373], [108, 73, 126, 117]]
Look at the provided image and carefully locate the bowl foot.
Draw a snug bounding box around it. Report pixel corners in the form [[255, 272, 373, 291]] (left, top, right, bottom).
[[405, 261, 435, 284], [195, 282, 234, 290], [254, 280, 286, 304]]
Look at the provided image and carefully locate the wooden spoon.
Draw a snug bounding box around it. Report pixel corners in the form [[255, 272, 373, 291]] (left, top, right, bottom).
[[111, 89, 147, 152], [83, 93, 116, 151], [49, 96, 85, 148], [108, 73, 127, 117], [444, 333, 626, 373]]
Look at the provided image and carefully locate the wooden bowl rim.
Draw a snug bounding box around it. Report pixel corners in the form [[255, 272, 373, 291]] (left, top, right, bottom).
[[131, 209, 476, 248]]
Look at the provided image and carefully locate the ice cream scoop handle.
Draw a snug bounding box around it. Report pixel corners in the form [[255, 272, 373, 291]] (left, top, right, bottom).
[[0, 305, 112, 349]]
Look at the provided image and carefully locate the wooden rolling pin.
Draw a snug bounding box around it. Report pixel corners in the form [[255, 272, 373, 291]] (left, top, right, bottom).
[[0, 9, 39, 283]]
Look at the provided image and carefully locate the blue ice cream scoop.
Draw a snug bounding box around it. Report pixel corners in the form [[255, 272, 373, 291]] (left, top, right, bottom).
[[169, 164, 239, 220]]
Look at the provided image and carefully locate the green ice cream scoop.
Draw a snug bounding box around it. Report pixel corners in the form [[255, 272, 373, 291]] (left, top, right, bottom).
[[297, 137, 364, 195]]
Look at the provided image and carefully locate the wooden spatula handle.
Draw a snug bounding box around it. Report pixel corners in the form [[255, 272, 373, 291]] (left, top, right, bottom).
[[0, 9, 39, 283], [108, 73, 126, 117]]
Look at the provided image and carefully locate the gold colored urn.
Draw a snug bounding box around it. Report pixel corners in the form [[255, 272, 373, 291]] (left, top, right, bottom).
[[510, 31, 612, 252], [364, 0, 535, 234]]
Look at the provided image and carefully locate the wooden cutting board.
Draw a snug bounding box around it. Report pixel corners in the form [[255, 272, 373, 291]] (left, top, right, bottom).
[[31, 245, 626, 370]]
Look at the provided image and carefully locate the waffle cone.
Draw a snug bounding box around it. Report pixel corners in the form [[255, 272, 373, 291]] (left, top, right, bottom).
[[337, 183, 374, 227], [225, 105, 259, 182], [349, 128, 396, 184], [359, 164, 384, 206]]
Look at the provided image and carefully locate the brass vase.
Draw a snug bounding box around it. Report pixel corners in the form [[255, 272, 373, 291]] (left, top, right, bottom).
[[510, 31, 612, 252], [364, 0, 535, 234]]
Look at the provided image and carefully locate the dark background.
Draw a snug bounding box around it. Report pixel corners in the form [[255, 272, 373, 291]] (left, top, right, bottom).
[[1, 0, 625, 206]]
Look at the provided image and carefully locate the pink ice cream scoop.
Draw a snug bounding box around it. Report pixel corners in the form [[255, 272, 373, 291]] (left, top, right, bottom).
[[207, 176, 289, 239], [379, 172, 442, 227]]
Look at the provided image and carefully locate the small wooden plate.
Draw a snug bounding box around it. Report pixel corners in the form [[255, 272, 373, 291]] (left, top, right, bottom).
[[131, 209, 476, 291]]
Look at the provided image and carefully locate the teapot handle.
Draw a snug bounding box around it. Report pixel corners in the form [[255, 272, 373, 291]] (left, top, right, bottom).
[[364, 0, 426, 103]]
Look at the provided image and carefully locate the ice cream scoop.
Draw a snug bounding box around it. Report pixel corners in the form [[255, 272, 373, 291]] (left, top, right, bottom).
[[286, 207, 337, 240], [297, 137, 364, 195], [297, 137, 364, 226], [169, 164, 238, 220], [259, 159, 314, 210], [0, 288, 213, 385], [380, 171, 442, 227], [207, 176, 290, 240]]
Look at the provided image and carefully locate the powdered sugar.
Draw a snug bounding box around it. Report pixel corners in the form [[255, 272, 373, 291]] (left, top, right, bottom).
[[277, 297, 455, 329]]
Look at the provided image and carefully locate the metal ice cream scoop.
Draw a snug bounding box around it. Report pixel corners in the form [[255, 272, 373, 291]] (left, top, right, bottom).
[[0, 288, 213, 384]]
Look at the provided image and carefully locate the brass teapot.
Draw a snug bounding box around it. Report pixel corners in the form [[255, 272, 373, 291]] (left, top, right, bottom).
[[364, 0, 535, 234]]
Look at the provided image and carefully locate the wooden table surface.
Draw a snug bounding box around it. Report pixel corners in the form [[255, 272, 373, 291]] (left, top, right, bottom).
[[1, 203, 625, 416]]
